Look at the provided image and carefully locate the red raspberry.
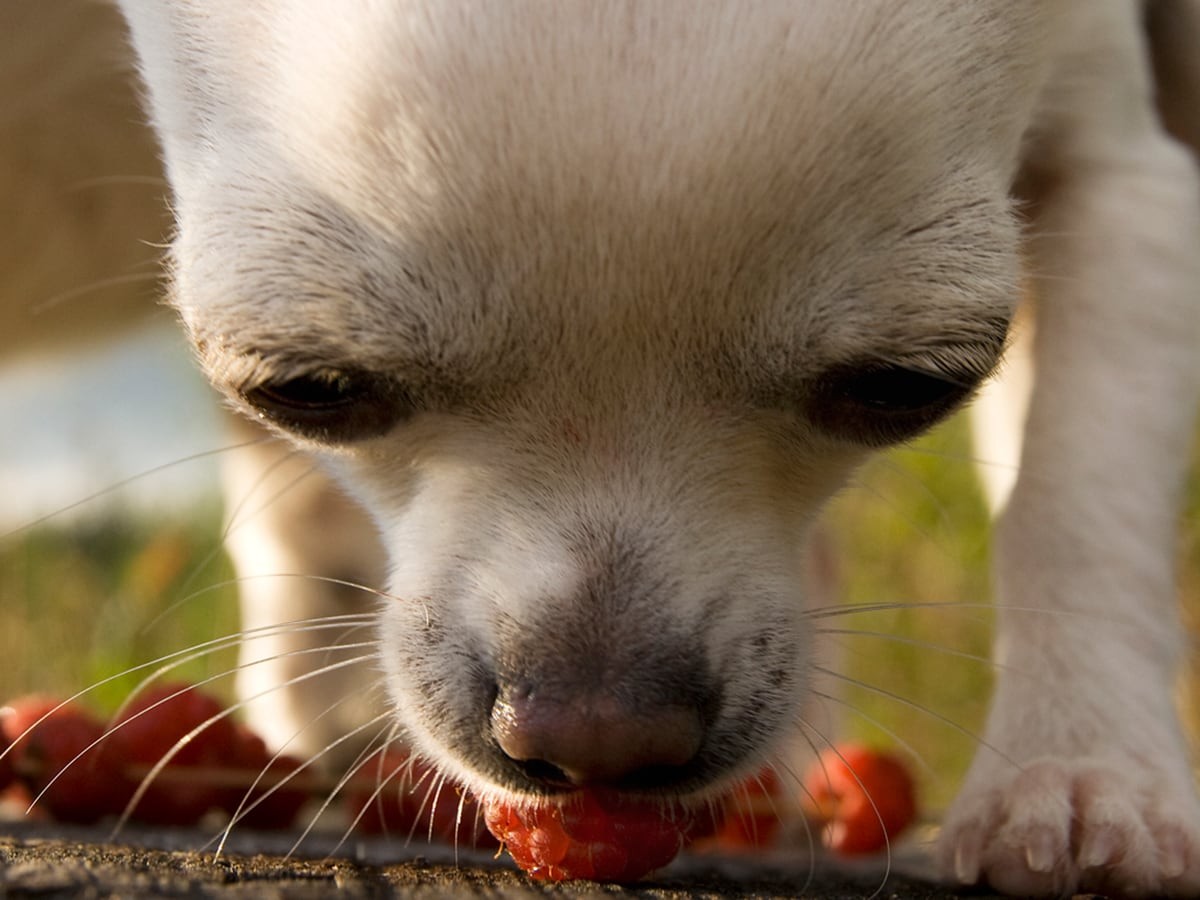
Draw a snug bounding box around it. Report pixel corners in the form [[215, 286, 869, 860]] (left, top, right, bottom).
[[107, 682, 239, 826], [483, 790, 697, 882], [347, 749, 494, 848], [800, 744, 917, 855], [1, 695, 130, 823]]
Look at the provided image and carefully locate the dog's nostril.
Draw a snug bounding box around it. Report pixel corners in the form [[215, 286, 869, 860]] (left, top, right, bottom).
[[490, 688, 703, 788]]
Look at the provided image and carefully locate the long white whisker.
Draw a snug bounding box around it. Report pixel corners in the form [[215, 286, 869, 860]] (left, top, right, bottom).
[[804, 690, 939, 782], [32, 272, 161, 314], [811, 664, 1020, 772], [285, 718, 399, 858], [211, 684, 390, 857], [140, 451, 318, 633], [0, 614, 374, 771], [815, 627, 1053, 685], [140, 566, 385, 637], [761, 756, 818, 893], [795, 721, 893, 900], [325, 730, 423, 858], [109, 619, 377, 724], [106, 653, 378, 837], [1, 438, 272, 539], [221, 459, 321, 541]]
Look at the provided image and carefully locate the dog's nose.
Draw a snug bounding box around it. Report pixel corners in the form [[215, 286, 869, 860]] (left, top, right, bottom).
[[490, 686, 703, 788]]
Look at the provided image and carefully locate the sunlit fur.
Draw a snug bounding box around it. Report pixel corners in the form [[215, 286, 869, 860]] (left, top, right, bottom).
[[6, 0, 1200, 895]]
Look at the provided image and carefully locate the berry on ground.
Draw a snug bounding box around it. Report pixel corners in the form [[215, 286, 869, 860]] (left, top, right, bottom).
[[799, 743, 917, 855], [1, 695, 130, 824], [106, 682, 239, 826]]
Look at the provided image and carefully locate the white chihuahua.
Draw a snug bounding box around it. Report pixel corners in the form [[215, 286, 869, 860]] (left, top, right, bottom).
[[10, 1, 1200, 896]]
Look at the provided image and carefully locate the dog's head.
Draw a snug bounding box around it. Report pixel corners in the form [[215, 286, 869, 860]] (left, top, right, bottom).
[[121, 1, 1026, 801]]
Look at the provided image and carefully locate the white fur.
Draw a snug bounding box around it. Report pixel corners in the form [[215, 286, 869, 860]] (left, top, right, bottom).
[[15, 1, 1200, 895]]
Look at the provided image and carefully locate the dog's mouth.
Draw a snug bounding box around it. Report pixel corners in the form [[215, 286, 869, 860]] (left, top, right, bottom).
[[439, 751, 783, 882]]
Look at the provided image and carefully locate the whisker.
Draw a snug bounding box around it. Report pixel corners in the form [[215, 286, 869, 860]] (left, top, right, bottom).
[[222, 459, 320, 541], [31, 272, 163, 314], [814, 627, 1013, 679], [0, 614, 375, 770], [212, 686, 391, 857], [810, 664, 1020, 772], [763, 756, 818, 895], [1, 437, 273, 539], [805, 597, 1134, 625], [794, 721, 894, 900], [453, 787, 471, 864], [804, 600, 995, 634], [139, 450, 319, 633], [140, 566, 385, 638], [402, 759, 442, 846], [108, 616, 378, 723], [285, 719, 400, 858], [890, 442, 1020, 475], [804, 690, 939, 783], [420, 771, 450, 847], [851, 456, 965, 542], [325, 729, 427, 858], [105, 653, 379, 837]]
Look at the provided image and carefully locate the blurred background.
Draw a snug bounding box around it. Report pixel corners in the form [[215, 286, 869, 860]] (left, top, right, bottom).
[[2, 0, 1198, 820]]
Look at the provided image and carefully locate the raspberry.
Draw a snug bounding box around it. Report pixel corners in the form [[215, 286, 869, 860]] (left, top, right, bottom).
[[107, 682, 239, 825], [800, 744, 917, 855], [347, 749, 495, 848], [1, 695, 130, 824], [483, 790, 696, 882]]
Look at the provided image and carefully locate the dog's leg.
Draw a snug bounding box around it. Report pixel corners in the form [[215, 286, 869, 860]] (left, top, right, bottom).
[[969, 309, 1034, 515], [939, 8, 1200, 896], [221, 415, 387, 765]]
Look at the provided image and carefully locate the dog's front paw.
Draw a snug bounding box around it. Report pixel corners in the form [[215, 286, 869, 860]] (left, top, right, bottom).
[[938, 757, 1200, 897]]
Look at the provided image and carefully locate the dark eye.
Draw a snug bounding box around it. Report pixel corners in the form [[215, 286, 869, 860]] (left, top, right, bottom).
[[241, 368, 409, 442], [809, 362, 977, 446]]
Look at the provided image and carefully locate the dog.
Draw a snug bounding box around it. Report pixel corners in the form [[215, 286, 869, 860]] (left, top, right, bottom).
[[9, 1, 1200, 895]]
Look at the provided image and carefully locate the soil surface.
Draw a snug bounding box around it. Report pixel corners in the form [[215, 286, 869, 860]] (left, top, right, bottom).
[[0, 821, 1013, 899]]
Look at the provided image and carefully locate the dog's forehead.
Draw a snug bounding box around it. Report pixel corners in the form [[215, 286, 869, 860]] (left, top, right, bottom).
[[260, 4, 1011, 239], [163, 2, 1032, 379]]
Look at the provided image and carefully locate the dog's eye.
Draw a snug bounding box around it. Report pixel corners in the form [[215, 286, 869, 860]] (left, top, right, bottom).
[[241, 368, 408, 442], [810, 363, 977, 446]]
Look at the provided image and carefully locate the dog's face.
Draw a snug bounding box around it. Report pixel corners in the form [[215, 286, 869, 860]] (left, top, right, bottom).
[[124, 2, 1023, 801]]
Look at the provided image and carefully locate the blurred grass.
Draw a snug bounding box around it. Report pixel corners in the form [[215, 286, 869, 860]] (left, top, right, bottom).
[[822, 416, 995, 810], [0, 413, 1197, 813], [0, 503, 240, 713]]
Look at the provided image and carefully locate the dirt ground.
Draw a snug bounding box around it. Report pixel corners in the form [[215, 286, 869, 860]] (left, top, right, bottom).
[[0, 821, 1017, 900]]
